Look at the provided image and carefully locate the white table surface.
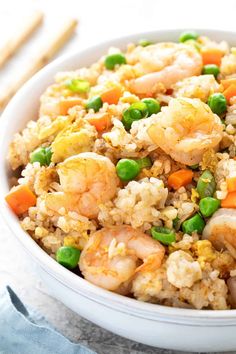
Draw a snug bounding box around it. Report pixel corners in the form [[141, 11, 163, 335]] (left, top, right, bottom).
[[0, 0, 235, 352]]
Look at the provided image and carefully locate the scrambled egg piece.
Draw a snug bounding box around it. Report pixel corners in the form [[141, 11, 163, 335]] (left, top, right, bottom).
[[38, 115, 74, 140], [63, 233, 89, 251], [51, 119, 97, 163], [63, 235, 81, 249], [192, 240, 217, 268], [166, 250, 202, 288], [191, 188, 199, 203]]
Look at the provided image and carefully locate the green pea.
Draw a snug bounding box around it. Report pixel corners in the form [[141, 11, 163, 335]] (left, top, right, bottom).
[[30, 146, 52, 166], [56, 246, 81, 269], [116, 159, 141, 181], [45, 147, 52, 165], [122, 101, 148, 130], [199, 197, 220, 217], [182, 214, 205, 235], [122, 110, 140, 130], [65, 79, 90, 93], [104, 53, 126, 70], [141, 98, 161, 116], [197, 170, 216, 199], [86, 96, 103, 112], [130, 102, 148, 116], [208, 93, 227, 116], [179, 31, 199, 43], [138, 39, 153, 47], [202, 64, 220, 78], [151, 226, 176, 245], [130, 109, 142, 119], [134, 157, 152, 169]]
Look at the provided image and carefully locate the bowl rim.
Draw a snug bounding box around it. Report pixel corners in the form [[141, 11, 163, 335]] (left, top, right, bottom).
[[1, 28, 236, 324]]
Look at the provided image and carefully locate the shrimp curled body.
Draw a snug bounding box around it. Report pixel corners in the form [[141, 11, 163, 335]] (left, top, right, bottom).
[[79, 225, 165, 293], [147, 97, 223, 165], [44, 152, 119, 218], [129, 43, 202, 94]]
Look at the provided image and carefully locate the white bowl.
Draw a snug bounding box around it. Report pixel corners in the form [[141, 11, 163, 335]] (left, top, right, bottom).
[[1, 29, 236, 352]]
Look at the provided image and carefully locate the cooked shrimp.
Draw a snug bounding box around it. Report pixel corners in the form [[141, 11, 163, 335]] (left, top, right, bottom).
[[44, 152, 119, 218], [79, 225, 165, 293], [147, 97, 223, 165], [128, 43, 202, 94], [227, 277, 236, 308], [203, 208, 236, 252]]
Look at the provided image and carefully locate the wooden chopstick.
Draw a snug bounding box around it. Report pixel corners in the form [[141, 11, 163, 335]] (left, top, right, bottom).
[[0, 18, 78, 110], [0, 11, 44, 68]]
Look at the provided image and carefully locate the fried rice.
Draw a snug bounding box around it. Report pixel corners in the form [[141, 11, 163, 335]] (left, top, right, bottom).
[[6, 31, 236, 310]]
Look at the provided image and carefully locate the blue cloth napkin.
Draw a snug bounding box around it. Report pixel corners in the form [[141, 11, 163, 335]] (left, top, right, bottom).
[[0, 286, 96, 354]]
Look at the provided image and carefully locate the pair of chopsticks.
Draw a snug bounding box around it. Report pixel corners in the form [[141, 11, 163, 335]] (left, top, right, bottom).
[[0, 11, 78, 109]]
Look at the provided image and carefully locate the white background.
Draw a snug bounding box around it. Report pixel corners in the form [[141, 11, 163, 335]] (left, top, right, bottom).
[[1, 0, 236, 89], [0, 0, 234, 353]]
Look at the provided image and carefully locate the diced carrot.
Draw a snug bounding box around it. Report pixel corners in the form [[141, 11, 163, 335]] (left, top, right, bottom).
[[223, 84, 236, 103], [100, 87, 122, 105], [59, 99, 82, 115], [5, 185, 37, 215], [168, 169, 194, 190], [86, 112, 112, 132], [221, 191, 236, 208], [221, 78, 236, 90], [201, 48, 223, 66], [226, 176, 236, 192]]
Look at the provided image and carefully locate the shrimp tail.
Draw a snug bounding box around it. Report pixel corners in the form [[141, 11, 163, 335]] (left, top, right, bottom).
[[135, 254, 162, 273]]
